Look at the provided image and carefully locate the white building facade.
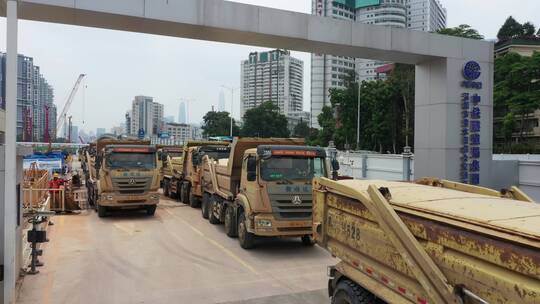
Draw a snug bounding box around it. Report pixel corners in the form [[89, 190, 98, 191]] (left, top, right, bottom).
[[130, 95, 164, 137], [310, 0, 446, 128], [165, 122, 192, 143], [240, 49, 304, 125]]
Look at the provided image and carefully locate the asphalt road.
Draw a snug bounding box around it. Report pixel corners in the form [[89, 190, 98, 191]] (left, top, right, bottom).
[[16, 196, 336, 304]]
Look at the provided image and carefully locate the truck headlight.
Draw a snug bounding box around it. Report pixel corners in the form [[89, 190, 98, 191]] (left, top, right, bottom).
[[150, 194, 160, 200], [256, 219, 272, 228], [104, 195, 113, 201]]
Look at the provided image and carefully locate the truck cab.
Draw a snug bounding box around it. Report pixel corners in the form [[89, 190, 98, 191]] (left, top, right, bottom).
[[93, 144, 160, 217], [202, 138, 329, 249]]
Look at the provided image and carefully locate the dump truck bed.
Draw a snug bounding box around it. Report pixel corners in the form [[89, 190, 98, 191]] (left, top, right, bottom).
[[313, 178, 540, 304]]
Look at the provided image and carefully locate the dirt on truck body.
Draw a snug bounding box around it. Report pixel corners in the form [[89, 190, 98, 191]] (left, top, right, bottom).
[[313, 178, 540, 304], [86, 136, 160, 217], [201, 137, 329, 249], [161, 141, 230, 206]]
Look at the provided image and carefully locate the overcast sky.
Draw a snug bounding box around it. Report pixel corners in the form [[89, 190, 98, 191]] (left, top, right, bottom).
[[1, 0, 539, 133]]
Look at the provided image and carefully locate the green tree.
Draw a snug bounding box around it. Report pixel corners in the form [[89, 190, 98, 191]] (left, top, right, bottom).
[[388, 64, 415, 148], [494, 52, 540, 141], [201, 111, 239, 137], [522, 22, 537, 36], [292, 120, 310, 138], [241, 101, 289, 137], [316, 106, 336, 147], [437, 24, 484, 40], [497, 16, 524, 40]]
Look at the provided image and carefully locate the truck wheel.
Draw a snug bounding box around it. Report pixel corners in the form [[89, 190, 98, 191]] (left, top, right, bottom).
[[97, 205, 107, 218], [301, 235, 315, 246], [332, 279, 382, 304], [189, 192, 201, 208], [224, 205, 238, 238], [175, 181, 183, 201], [237, 212, 255, 249], [146, 205, 157, 216], [181, 182, 190, 204], [208, 199, 221, 225], [201, 193, 210, 219]]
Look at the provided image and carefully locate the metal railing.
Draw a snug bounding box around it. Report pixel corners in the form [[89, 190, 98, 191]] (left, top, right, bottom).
[[23, 188, 65, 212]]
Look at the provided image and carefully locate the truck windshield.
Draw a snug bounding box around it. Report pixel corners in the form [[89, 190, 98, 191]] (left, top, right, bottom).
[[260, 157, 326, 181], [201, 147, 230, 160], [105, 153, 156, 169]]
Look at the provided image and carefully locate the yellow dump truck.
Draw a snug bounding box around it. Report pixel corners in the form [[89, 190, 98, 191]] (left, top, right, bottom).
[[157, 145, 184, 193], [175, 141, 230, 207], [313, 178, 540, 304], [86, 136, 160, 217], [202, 137, 329, 249]]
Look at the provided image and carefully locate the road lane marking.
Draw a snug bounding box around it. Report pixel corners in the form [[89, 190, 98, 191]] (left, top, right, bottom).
[[163, 207, 259, 275]]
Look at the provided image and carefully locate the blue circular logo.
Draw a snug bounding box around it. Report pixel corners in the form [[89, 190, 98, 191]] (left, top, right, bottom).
[[463, 61, 481, 81]]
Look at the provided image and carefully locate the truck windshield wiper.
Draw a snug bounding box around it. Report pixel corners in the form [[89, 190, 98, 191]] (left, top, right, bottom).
[[276, 177, 294, 185]]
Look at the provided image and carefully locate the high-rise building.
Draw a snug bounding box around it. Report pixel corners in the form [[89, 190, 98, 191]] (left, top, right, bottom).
[[218, 90, 226, 112], [178, 101, 187, 124], [406, 0, 447, 32], [240, 49, 303, 123], [125, 111, 132, 135], [0, 52, 56, 141], [130, 96, 164, 137], [70, 125, 79, 143], [310, 0, 446, 128]]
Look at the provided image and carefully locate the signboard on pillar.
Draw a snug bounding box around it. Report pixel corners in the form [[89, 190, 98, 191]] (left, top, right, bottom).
[[460, 61, 482, 185]]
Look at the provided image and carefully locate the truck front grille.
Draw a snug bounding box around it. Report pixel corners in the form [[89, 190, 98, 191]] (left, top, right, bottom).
[[112, 177, 152, 195], [269, 195, 312, 220]]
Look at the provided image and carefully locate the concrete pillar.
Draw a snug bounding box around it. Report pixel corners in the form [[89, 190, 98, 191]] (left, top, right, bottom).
[[414, 56, 493, 186], [3, 1, 18, 303]]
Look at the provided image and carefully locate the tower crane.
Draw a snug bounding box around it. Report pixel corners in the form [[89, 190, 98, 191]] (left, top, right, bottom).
[[56, 74, 86, 138]]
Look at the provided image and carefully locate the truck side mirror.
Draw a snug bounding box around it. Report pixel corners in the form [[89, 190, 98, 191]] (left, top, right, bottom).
[[247, 157, 257, 182]]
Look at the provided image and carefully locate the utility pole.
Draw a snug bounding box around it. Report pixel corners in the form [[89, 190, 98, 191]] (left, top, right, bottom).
[[356, 80, 361, 151], [221, 85, 239, 137]]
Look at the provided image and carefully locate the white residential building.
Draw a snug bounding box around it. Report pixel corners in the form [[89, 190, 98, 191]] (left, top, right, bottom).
[[165, 122, 192, 144], [130, 95, 164, 137], [240, 49, 304, 125], [310, 0, 446, 128]]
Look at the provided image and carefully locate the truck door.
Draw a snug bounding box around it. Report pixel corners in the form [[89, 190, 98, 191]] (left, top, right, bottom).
[[241, 155, 259, 207]]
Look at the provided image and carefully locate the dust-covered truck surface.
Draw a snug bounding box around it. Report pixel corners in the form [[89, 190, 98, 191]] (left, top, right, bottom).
[[201, 137, 329, 249], [86, 136, 160, 217], [312, 177, 540, 304], [161, 141, 230, 206]]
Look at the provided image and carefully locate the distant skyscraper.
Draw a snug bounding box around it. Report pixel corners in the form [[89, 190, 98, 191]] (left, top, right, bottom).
[[70, 125, 79, 143], [178, 101, 187, 124], [218, 90, 226, 112], [240, 49, 303, 122]]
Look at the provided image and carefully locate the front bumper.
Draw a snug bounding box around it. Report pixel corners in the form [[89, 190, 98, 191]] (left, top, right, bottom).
[[99, 192, 160, 207], [249, 213, 312, 237]]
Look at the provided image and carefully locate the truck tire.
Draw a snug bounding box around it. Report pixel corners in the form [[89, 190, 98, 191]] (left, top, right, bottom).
[[97, 205, 107, 218], [237, 212, 255, 249], [332, 279, 383, 304], [301, 235, 315, 246], [189, 192, 201, 208], [224, 205, 238, 238], [146, 205, 157, 216], [175, 181, 183, 200], [181, 182, 190, 204], [201, 193, 210, 219], [208, 199, 221, 225]]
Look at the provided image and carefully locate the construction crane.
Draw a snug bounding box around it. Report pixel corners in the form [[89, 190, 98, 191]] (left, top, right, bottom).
[[56, 74, 86, 138]]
